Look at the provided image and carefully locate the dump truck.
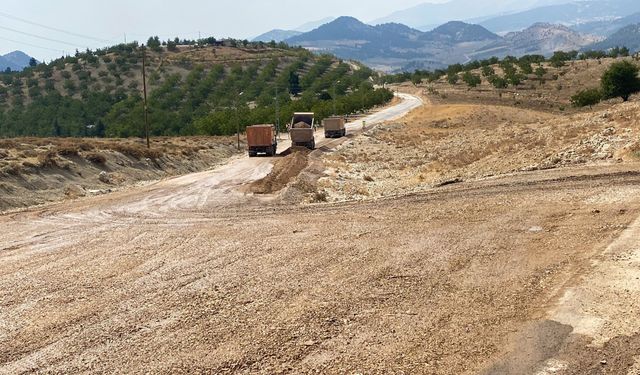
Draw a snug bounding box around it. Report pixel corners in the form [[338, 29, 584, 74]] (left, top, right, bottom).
[[323, 116, 346, 138], [289, 112, 315, 150], [246, 124, 277, 157]]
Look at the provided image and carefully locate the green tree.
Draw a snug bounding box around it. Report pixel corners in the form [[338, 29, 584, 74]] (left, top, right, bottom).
[[95, 119, 106, 137], [29, 57, 38, 67], [462, 71, 481, 88], [571, 88, 602, 108], [52, 118, 61, 136], [288, 71, 301, 95], [490, 76, 508, 89], [481, 65, 495, 77], [147, 36, 162, 51], [601, 60, 640, 102]]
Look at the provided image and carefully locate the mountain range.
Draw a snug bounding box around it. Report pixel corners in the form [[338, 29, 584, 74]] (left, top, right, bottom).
[[478, 0, 640, 34], [588, 23, 640, 52], [0, 51, 34, 72], [252, 17, 336, 42], [372, 0, 569, 31], [282, 17, 604, 72]]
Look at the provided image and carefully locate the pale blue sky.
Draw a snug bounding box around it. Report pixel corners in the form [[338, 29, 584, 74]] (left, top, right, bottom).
[[0, 0, 435, 61]]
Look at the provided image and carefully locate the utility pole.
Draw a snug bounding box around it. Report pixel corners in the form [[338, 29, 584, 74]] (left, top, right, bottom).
[[236, 92, 244, 151], [275, 85, 279, 137], [142, 45, 150, 149]]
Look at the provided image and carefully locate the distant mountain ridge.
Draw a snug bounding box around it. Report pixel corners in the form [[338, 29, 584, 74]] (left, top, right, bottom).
[[372, 0, 569, 30], [423, 21, 501, 43], [471, 23, 602, 60], [479, 0, 640, 34], [587, 23, 640, 52], [285, 17, 501, 71], [284, 17, 598, 72], [252, 29, 302, 43], [0, 51, 34, 72], [575, 12, 640, 37], [252, 17, 336, 43]]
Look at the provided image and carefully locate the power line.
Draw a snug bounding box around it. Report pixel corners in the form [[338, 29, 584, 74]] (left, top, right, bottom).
[[0, 25, 87, 49], [0, 35, 63, 54], [0, 11, 111, 44]]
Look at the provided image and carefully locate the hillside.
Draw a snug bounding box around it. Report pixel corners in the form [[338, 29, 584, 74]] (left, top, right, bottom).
[[588, 23, 640, 52], [0, 51, 35, 72], [422, 21, 500, 43], [471, 23, 601, 60], [575, 11, 640, 37], [286, 17, 598, 72], [0, 38, 392, 138], [286, 17, 500, 71]]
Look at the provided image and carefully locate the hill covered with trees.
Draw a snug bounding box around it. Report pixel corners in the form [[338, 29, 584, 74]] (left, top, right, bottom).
[[0, 37, 392, 138]]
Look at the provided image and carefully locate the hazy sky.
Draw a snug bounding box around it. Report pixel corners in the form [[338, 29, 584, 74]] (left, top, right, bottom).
[[0, 0, 437, 61]]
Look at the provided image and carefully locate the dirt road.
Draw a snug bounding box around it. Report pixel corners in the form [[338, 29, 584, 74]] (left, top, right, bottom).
[[2, 93, 640, 374]]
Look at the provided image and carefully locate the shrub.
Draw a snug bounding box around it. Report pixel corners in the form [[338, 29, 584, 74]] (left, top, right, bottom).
[[490, 76, 508, 89], [571, 88, 602, 108], [462, 72, 482, 88], [447, 73, 459, 85], [481, 65, 495, 77]]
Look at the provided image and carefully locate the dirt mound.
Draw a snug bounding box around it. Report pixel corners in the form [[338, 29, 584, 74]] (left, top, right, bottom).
[[249, 147, 310, 194], [0, 137, 239, 212]]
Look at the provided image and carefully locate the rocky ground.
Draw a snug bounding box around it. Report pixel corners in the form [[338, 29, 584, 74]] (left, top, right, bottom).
[[318, 97, 640, 202]]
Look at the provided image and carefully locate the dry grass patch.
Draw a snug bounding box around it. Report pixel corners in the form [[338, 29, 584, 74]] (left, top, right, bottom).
[[85, 152, 107, 164]]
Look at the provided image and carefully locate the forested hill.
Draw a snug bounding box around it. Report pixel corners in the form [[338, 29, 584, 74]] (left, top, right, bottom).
[[0, 38, 393, 138]]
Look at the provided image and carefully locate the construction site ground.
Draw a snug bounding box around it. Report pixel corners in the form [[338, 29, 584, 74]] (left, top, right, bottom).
[[2, 91, 640, 374]]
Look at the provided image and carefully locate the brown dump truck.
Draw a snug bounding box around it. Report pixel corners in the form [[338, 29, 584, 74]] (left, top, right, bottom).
[[289, 112, 315, 150], [323, 116, 346, 138], [246, 125, 277, 157]]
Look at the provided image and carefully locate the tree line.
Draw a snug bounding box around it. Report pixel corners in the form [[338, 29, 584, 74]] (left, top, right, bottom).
[[381, 47, 633, 90]]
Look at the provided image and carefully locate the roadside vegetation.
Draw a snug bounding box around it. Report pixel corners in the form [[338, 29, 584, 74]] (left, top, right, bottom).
[[383, 46, 640, 114], [382, 47, 632, 90], [0, 37, 393, 138]]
